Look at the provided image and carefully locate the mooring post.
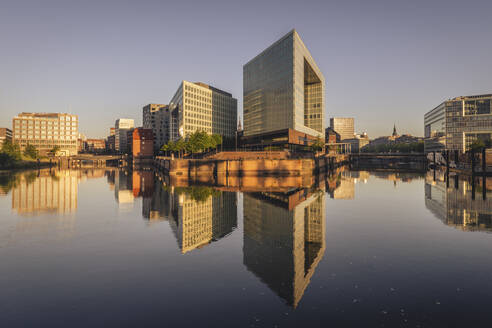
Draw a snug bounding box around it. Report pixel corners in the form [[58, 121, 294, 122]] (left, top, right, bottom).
[[472, 177, 476, 200], [471, 149, 475, 175], [482, 148, 486, 174], [446, 151, 449, 172], [483, 176, 487, 200]]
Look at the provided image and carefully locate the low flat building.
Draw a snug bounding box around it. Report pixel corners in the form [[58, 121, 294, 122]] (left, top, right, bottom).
[[12, 112, 78, 156], [239, 128, 319, 151], [85, 139, 106, 153], [0, 128, 12, 146], [424, 94, 492, 153], [344, 133, 369, 153]]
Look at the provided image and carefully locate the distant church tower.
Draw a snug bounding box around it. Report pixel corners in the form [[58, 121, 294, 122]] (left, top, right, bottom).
[[392, 123, 398, 137], [237, 116, 243, 131]]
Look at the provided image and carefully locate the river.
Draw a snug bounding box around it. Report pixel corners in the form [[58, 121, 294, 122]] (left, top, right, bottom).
[[0, 168, 491, 327]]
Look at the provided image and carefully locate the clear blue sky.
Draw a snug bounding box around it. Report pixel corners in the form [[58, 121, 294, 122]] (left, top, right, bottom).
[[1, 0, 491, 138]]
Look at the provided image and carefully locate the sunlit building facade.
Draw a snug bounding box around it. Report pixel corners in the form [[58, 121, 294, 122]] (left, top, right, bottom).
[[12, 113, 78, 156], [243, 29, 325, 139], [168, 81, 237, 141], [115, 118, 134, 154], [330, 117, 354, 141], [424, 94, 492, 153]]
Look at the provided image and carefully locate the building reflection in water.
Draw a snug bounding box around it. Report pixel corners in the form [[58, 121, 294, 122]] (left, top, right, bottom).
[[135, 171, 238, 253], [425, 170, 492, 232], [243, 188, 326, 308], [0, 169, 107, 243], [11, 170, 78, 215], [166, 187, 238, 253], [325, 169, 423, 199], [106, 169, 135, 208]]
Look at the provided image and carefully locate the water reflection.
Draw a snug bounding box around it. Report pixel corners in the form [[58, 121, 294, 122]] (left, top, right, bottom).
[[2, 167, 492, 316], [164, 186, 238, 253], [243, 189, 325, 308], [0, 169, 108, 215], [425, 170, 492, 232], [324, 169, 422, 199]]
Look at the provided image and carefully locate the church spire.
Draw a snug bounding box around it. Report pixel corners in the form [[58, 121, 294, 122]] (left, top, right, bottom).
[[392, 123, 398, 137]]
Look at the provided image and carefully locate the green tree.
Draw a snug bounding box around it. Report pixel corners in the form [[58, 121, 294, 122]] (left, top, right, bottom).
[[186, 131, 210, 155], [1, 140, 21, 160], [211, 134, 222, 151], [24, 144, 39, 159], [310, 137, 324, 152], [175, 138, 186, 158]]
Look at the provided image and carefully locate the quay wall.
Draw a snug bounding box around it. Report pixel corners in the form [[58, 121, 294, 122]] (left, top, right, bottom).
[[155, 155, 349, 177]]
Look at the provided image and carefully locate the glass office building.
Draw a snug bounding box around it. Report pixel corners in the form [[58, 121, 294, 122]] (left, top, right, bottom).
[[243, 29, 325, 138], [424, 94, 492, 153]]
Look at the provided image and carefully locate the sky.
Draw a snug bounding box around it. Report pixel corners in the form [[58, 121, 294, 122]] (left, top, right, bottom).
[[1, 0, 491, 139]]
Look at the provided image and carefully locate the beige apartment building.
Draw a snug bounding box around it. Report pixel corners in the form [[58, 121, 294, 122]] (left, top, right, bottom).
[[168, 81, 237, 140], [12, 113, 78, 156]]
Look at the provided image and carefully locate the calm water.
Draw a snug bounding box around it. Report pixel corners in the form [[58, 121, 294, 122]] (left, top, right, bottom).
[[1, 168, 491, 327]]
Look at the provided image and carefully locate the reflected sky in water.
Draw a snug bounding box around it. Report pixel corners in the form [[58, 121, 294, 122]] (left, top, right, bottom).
[[0, 168, 492, 327]]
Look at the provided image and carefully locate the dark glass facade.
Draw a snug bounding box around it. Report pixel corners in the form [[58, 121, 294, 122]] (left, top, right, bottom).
[[243, 30, 325, 138]]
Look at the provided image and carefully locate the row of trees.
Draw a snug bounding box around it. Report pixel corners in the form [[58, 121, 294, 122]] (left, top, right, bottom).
[[0, 141, 61, 168], [160, 131, 223, 157], [361, 141, 425, 153]]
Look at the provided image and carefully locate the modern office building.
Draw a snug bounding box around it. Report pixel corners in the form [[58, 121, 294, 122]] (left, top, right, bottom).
[[0, 128, 12, 146], [12, 113, 78, 156], [168, 81, 237, 141], [424, 94, 492, 153], [142, 104, 170, 151], [243, 29, 325, 143], [115, 118, 134, 154], [330, 117, 354, 141]]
